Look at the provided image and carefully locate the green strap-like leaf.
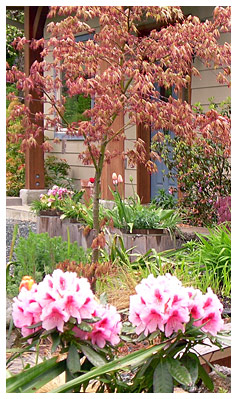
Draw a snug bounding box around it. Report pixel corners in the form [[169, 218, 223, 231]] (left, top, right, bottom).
[[51, 342, 166, 393], [166, 357, 192, 387], [6, 357, 66, 393], [153, 358, 173, 393], [67, 344, 81, 375]]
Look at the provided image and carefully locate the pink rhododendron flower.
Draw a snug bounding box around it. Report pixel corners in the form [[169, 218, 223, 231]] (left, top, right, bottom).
[[128, 295, 147, 335], [164, 307, 190, 337], [12, 270, 121, 348], [73, 304, 122, 348], [41, 302, 69, 332], [140, 307, 165, 335], [12, 285, 40, 329], [129, 274, 224, 338], [201, 311, 224, 336]]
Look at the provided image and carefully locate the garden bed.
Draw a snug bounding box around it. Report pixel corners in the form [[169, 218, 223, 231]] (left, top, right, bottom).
[[36, 215, 208, 254]]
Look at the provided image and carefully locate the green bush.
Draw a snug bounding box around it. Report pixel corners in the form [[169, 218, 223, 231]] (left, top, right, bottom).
[[105, 187, 180, 234], [6, 100, 74, 197], [7, 231, 91, 297], [151, 188, 177, 210], [152, 98, 231, 226], [44, 155, 74, 190], [6, 101, 25, 196]]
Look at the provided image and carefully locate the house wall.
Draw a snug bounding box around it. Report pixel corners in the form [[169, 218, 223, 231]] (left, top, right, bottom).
[[43, 7, 230, 197], [183, 6, 231, 110]]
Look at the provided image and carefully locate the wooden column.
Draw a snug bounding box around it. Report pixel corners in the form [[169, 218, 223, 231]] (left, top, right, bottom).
[[101, 112, 125, 200], [136, 124, 151, 204], [24, 6, 48, 189]]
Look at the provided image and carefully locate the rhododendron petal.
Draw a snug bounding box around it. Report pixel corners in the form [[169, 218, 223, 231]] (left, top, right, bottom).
[[41, 303, 69, 332]]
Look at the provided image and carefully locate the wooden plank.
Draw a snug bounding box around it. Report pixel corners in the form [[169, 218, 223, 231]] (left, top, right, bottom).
[[24, 7, 49, 190], [136, 123, 151, 204], [192, 323, 231, 369]]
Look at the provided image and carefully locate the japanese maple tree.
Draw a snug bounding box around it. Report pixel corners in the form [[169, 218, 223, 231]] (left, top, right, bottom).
[[6, 6, 231, 261]]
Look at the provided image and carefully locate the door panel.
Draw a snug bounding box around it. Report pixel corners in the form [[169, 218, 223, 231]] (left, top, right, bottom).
[[150, 85, 177, 200]]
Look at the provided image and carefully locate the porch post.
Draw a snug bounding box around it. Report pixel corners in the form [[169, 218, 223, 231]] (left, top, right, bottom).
[[24, 6, 47, 191], [136, 123, 151, 204]]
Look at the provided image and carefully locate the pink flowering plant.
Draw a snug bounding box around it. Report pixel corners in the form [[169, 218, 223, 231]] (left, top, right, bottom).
[[125, 273, 228, 392], [8, 271, 229, 393], [9, 269, 123, 392], [31, 185, 84, 215]]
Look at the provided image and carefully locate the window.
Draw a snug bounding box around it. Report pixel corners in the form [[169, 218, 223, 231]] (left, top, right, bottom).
[[55, 33, 94, 140]]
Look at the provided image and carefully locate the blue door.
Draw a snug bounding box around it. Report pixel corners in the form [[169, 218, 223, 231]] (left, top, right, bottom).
[[150, 86, 177, 200]]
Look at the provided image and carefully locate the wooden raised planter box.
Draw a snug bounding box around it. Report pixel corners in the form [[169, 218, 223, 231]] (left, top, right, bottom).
[[36, 213, 64, 238], [37, 214, 186, 253], [37, 214, 96, 249], [107, 226, 183, 255]]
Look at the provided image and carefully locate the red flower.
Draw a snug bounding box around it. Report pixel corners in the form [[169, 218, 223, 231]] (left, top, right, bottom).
[[89, 177, 95, 183]]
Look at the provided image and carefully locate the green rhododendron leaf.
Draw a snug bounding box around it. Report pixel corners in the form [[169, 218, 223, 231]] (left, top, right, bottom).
[[67, 344, 81, 375], [79, 344, 107, 367], [167, 357, 192, 387], [77, 321, 93, 332], [181, 353, 199, 385], [153, 358, 173, 393]]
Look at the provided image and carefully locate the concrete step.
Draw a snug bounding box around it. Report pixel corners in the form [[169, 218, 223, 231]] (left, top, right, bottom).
[[6, 197, 22, 206], [6, 204, 37, 222]]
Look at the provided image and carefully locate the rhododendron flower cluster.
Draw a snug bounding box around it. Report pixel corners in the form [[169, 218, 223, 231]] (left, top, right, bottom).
[[73, 304, 122, 348], [129, 274, 224, 338], [12, 270, 121, 348], [39, 185, 74, 207]]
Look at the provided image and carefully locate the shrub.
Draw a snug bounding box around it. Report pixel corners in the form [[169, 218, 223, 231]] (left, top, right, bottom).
[[6, 101, 74, 197], [152, 98, 231, 226], [7, 271, 229, 393], [7, 231, 91, 297], [6, 101, 25, 196], [44, 155, 74, 190], [151, 188, 177, 210], [152, 134, 230, 226], [215, 196, 231, 224]]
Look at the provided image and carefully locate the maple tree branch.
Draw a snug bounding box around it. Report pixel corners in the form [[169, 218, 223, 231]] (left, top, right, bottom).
[[105, 121, 132, 145]]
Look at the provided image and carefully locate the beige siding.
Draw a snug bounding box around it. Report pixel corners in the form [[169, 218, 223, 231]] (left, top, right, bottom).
[[190, 8, 230, 109]]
